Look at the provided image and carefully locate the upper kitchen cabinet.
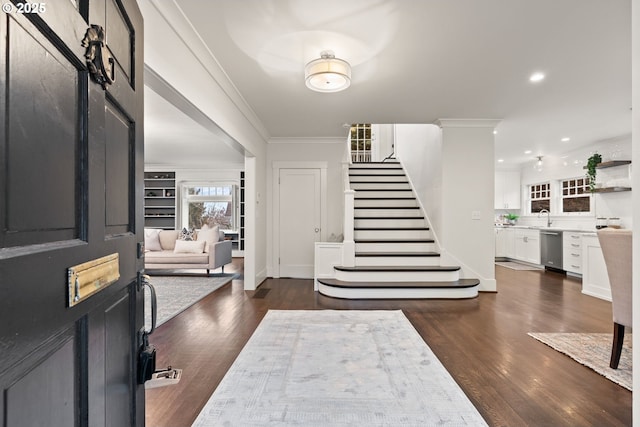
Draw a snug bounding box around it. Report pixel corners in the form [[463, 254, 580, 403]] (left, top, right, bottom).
[[495, 170, 521, 209]]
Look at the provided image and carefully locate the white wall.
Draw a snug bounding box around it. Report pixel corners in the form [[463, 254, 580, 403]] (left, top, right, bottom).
[[266, 140, 346, 276], [139, 0, 269, 289], [517, 136, 632, 230], [439, 122, 497, 291], [395, 124, 443, 243], [631, 0, 639, 410], [396, 121, 497, 291]]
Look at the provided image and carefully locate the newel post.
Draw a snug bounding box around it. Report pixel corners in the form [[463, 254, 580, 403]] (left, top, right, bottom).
[[343, 189, 356, 267]]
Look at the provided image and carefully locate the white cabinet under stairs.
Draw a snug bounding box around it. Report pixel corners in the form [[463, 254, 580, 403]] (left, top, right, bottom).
[[317, 161, 480, 299]]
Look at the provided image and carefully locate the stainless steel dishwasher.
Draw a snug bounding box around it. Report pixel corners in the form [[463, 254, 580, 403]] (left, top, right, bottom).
[[540, 230, 563, 270]]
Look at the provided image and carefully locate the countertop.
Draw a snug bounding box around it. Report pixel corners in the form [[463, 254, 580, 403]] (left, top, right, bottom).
[[495, 225, 597, 234]]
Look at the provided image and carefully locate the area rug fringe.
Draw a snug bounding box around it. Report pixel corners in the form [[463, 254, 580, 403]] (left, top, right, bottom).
[[528, 332, 632, 391]]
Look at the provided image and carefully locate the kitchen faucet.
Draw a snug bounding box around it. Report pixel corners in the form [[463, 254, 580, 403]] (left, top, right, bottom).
[[538, 209, 552, 227]]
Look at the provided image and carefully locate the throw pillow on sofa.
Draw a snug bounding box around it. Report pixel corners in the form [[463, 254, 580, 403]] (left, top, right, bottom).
[[196, 225, 220, 253], [144, 228, 162, 251], [173, 240, 205, 254], [178, 227, 196, 241]]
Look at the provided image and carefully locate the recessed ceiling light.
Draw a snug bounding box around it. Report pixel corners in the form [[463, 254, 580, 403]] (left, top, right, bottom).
[[497, 159, 504, 163], [561, 137, 570, 142], [493, 130, 498, 135], [524, 150, 532, 154], [529, 72, 545, 82]]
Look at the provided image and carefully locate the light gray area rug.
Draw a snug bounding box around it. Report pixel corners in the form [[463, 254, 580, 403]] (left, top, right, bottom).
[[144, 274, 236, 328], [495, 261, 542, 271], [192, 310, 488, 426], [528, 332, 632, 391]]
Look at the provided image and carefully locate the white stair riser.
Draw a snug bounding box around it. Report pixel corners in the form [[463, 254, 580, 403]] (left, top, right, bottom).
[[355, 208, 422, 217], [318, 284, 478, 300], [355, 218, 426, 228], [334, 269, 459, 282], [350, 175, 407, 182], [355, 242, 435, 252], [350, 182, 411, 190], [355, 257, 440, 266], [355, 229, 430, 239], [354, 199, 417, 208], [354, 190, 413, 198]]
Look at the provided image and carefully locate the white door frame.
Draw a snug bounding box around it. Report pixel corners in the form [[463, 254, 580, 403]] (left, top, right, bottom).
[[272, 161, 327, 278]]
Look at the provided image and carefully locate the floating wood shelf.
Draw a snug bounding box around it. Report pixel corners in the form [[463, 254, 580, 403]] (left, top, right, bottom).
[[596, 160, 631, 169], [582, 160, 631, 170], [592, 187, 632, 193]]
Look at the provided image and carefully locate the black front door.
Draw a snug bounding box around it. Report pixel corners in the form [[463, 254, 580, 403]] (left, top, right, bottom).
[[0, 1, 145, 426]]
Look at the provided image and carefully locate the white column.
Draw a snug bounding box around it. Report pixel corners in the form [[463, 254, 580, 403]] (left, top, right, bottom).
[[435, 119, 500, 292]]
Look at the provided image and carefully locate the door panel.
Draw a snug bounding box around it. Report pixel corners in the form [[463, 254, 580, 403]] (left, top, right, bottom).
[[0, 1, 145, 426], [5, 335, 75, 427], [279, 169, 321, 278], [105, 101, 133, 234], [3, 15, 83, 247]]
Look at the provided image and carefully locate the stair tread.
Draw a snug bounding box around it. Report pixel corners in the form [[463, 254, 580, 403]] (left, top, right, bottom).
[[355, 197, 416, 200], [334, 265, 461, 272], [355, 206, 420, 209], [355, 252, 440, 257], [355, 227, 430, 230], [355, 239, 434, 243], [318, 278, 479, 289], [355, 216, 424, 220], [349, 173, 406, 176]]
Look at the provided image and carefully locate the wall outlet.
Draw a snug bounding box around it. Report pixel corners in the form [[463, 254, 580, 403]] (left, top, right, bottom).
[[471, 211, 481, 220]]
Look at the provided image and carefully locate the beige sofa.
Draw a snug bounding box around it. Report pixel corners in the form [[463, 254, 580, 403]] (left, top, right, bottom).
[[144, 227, 233, 275]]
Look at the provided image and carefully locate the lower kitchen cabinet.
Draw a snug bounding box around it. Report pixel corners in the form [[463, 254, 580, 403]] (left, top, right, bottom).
[[514, 228, 540, 264], [495, 227, 515, 259], [563, 232, 582, 274], [581, 233, 612, 301]]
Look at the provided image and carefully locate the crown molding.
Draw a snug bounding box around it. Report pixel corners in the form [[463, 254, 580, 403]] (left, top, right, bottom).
[[145, 0, 271, 142], [434, 119, 502, 129]]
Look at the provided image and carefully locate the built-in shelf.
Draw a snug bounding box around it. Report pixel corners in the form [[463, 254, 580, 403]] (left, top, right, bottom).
[[144, 171, 176, 229], [592, 187, 632, 193]]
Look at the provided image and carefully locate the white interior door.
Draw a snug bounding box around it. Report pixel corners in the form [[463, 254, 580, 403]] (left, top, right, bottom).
[[279, 168, 321, 278]]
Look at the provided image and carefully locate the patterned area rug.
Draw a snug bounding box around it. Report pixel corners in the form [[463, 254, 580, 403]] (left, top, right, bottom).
[[192, 310, 488, 426], [528, 332, 632, 391], [495, 261, 542, 271], [144, 273, 237, 328]]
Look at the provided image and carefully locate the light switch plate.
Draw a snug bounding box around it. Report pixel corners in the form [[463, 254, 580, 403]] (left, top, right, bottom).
[[471, 211, 481, 220]]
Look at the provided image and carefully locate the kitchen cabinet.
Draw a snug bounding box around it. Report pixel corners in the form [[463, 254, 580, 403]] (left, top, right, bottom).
[[563, 232, 582, 275], [581, 234, 612, 301], [495, 227, 516, 259], [495, 171, 521, 209], [513, 228, 540, 264], [495, 228, 507, 258]]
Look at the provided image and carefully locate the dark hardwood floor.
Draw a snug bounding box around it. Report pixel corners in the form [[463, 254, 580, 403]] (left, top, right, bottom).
[[145, 259, 632, 426]]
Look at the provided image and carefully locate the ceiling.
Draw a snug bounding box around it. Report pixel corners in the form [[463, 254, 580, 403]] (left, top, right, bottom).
[[144, 0, 631, 167]]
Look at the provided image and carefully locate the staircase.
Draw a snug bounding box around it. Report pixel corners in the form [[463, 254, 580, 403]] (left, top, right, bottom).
[[317, 161, 480, 299]]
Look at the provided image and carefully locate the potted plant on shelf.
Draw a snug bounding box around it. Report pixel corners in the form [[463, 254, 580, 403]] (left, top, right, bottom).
[[586, 152, 602, 192], [505, 213, 519, 225]]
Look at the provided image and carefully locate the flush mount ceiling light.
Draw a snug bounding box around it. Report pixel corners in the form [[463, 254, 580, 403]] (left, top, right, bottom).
[[529, 72, 545, 83], [305, 50, 351, 93]]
